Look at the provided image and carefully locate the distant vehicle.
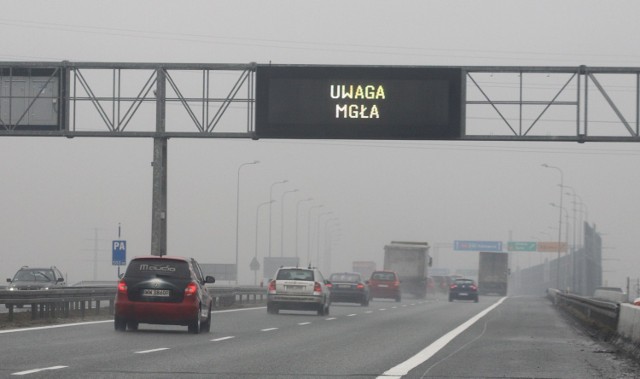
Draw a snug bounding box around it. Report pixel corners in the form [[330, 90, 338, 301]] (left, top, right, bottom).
[[328, 272, 370, 306], [634, 297, 640, 306], [352, 261, 377, 280], [267, 266, 331, 315], [383, 241, 431, 299], [6, 266, 66, 290], [478, 252, 509, 296], [114, 256, 215, 334], [449, 278, 479, 302], [368, 270, 401, 302]]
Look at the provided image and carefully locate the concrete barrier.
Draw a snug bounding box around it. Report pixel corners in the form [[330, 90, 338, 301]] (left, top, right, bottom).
[[617, 303, 640, 343]]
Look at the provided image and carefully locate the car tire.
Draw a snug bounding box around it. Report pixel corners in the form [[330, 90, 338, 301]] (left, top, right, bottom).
[[317, 304, 325, 316], [474, 296, 479, 303], [126, 320, 139, 331], [188, 311, 201, 334], [395, 296, 401, 303], [200, 305, 212, 333], [114, 316, 127, 332], [449, 296, 453, 302], [361, 298, 369, 307]]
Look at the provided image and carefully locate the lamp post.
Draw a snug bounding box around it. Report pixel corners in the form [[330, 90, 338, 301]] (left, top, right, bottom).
[[315, 212, 333, 268], [235, 160, 259, 284], [321, 217, 338, 273], [542, 163, 564, 289], [280, 189, 298, 257], [268, 180, 288, 257], [550, 202, 570, 290], [295, 198, 313, 261], [306, 205, 323, 266], [254, 200, 274, 285]]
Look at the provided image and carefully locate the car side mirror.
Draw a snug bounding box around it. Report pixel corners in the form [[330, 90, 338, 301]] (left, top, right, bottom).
[[118, 273, 125, 279], [57, 277, 64, 282], [205, 275, 216, 284], [6, 278, 11, 283]]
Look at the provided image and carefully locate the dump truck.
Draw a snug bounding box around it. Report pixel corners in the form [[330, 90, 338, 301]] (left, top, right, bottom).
[[478, 252, 509, 296], [383, 241, 431, 299]]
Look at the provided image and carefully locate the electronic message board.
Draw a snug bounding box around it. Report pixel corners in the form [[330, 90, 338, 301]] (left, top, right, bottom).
[[255, 65, 463, 140]]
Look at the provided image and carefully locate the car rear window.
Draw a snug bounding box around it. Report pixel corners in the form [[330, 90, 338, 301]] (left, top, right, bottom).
[[276, 269, 314, 281], [455, 279, 474, 285], [371, 272, 396, 281], [126, 259, 191, 279], [330, 273, 360, 282]]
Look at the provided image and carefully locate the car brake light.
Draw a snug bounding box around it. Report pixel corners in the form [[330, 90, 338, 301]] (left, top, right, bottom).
[[313, 281, 322, 294], [184, 282, 198, 296], [470, 285, 477, 291], [117, 280, 127, 294], [393, 281, 400, 288], [326, 283, 332, 288], [450, 284, 457, 289], [268, 280, 276, 294], [356, 283, 365, 289]]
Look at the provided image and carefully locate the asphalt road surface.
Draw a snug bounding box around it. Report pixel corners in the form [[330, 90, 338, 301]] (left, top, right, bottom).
[[0, 295, 637, 378]]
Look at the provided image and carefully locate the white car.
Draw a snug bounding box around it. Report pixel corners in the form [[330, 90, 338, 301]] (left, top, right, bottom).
[[267, 267, 331, 315]]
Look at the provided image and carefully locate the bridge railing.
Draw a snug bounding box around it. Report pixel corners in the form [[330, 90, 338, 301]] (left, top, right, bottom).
[[0, 285, 265, 322], [547, 288, 619, 332]]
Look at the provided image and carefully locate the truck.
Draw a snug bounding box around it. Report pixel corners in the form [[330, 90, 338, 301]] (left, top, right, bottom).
[[383, 241, 431, 299], [478, 252, 509, 296], [352, 261, 377, 280]]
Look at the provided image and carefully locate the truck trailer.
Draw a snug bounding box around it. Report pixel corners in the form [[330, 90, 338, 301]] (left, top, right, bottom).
[[383, 241, 431, 299], [478, 251, 509, 296]]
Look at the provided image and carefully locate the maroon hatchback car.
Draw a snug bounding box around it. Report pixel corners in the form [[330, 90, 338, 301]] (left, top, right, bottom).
[[368, 270, 401, 302], [114, 256, 215, 334]]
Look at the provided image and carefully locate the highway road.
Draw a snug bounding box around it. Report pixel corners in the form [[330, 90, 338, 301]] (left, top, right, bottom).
[[0, 296, 637, 378]]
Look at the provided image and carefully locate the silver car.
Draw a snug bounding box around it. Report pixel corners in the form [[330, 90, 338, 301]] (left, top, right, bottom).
[[267, 267, 331, 315]]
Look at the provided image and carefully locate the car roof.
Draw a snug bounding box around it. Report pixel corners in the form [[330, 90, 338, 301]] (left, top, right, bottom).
[[130, 255, 192, 262]]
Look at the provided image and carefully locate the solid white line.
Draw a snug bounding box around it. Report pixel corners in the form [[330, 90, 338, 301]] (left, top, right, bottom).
[[298, 322, 311, 326], [378, 297, 507, 379], [12, 366, 68, 376], [135, 348, 169, 354], [261, 327, 278, 332], [211, 336, 235, 342]]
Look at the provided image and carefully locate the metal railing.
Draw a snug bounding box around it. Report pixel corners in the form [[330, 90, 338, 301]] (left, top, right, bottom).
[[0, 286, 265, 322], [547, 288, 619, 331]]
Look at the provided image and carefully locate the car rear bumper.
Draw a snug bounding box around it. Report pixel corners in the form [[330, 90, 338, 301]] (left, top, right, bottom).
[[115, 301, 200, 325], [370, 288, 400, 299], [330, 291, 367, 303], [267, 294, 324, 310], [450, 292, 478, 300]]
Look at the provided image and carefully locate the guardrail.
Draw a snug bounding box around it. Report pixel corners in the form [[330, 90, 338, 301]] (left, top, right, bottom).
[[547, 288, 619, 332], [0, 285, 266, 322]]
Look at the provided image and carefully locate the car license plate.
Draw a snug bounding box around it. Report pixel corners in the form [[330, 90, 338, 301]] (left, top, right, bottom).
[[378, 284, 388, 287], [459, 292, 468, 296], [285, 285, 304, 291], [142, 289, 170, 297], [338, 284, 351, 289]]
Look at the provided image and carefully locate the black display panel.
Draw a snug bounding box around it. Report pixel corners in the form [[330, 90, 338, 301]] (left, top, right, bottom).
[[255, 65, 463, 140]]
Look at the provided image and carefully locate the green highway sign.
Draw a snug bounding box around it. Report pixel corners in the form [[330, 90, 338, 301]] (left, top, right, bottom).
[[507, 241, 537, 252]]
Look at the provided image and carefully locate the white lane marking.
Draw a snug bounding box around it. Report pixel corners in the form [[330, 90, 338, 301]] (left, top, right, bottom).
[[211, 336, 235, 342], [261, 327, 278, 332], [392, 306, 398, 309], [325, 317, 337, 321], [402, 305, 408, 307], [298, 322, 311, 326], [365, 310, 373, 314], [347, 314, 357, 317], [135, 348, 170, 354], [410, 303, 416, 306], [378, 297, 507, 379], [379, 308, 387, 311], [12, 366, 68, 376], [0, 306, 267, 334]]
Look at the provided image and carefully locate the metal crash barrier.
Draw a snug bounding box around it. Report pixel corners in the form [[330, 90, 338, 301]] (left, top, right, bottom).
[[547, 288, 619, 332]]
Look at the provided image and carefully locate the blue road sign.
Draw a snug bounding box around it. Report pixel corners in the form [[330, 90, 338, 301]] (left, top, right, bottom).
[[454, 240, 503, 252], [112, 240, 127, 266]]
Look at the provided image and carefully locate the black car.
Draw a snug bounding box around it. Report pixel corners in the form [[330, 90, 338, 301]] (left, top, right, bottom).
[[449, 278, 479, 302], [6, 266, 66, 290], [114, 256, 216, 334], [328, 272, 370, 306]]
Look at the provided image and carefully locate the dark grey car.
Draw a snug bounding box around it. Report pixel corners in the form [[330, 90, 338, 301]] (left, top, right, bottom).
[[6, 266, 66, 290]]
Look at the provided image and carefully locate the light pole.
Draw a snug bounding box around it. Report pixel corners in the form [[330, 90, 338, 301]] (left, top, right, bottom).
[[254, 200, 274, 285], [268, 180, 288, 257], [235, 160, 259, 284], [321, 217, 338, 273], [295, 198, 313, 261], [542, 163, 564, 289], [306, 205, 323, 266], [280, 189, 298, 257], [315, 212, 333, 268]]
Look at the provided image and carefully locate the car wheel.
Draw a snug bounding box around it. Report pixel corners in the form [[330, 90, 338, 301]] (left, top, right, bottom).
[[114, 316, 126, 332], [200, 305, 212, 333], [317, 304, 325, 316], [449, 296, 453, 302], [361, 298, 369, 307], [474, 296, 479, 303], [325, 304, 330, 315], [126, 320, 138, 331], [395, 296, 401, 302], [188, 310, 201, 334]]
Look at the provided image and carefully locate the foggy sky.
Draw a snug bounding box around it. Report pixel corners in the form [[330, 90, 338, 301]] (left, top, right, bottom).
[[1, 0, 639, 289]]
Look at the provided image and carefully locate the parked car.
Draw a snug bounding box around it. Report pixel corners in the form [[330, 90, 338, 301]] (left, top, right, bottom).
[[328, 272, 370, 306], [449, 278, 479, 302], [114, 256, 215, 334], [368, 270, 401, 302], [6, 266, 66, 290], [267, 266, 331, 315]]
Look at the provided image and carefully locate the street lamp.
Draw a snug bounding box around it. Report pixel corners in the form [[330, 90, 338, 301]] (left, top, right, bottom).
[[306, 205, 323, 266], [280, 189, 298, 257], [254, 200, 274, 285], [235, 160, 259, 284], [320, 217, 338, 273], [295, 198, 313, 261], [550, 202, 570, 290], [542, 163, 564, 289], [315, 212, 333, 268], [268, 180, 288, 257]]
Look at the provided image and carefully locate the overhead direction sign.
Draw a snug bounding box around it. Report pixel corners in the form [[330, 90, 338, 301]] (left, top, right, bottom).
[[454, 240, 503, 252], [112, 240, 127, 266], [537, 241, 568, 253], [255, 65, 464, 140], [507, 241, 537, 252]]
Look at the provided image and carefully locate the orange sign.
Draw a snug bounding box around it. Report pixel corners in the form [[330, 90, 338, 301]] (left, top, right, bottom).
[[537, 241, 568, 252]]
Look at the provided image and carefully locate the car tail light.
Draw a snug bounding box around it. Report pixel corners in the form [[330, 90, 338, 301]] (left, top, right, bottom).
[[184, 282, 198, 296], [313, 281, 322, 295], [117, 280, 127, 294], [470, 285, 477, 291], [392, 280, 400, 288], [326, 283, 332, 289], [356, 283, 365, 290], [268, 280, 276, 294], [450, 284, 458, 290]]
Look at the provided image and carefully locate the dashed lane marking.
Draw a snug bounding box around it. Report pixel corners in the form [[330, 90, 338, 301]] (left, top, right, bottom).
[[135, 348, 170, 354], [211, 336, 235, 342], [12, 366, 68, 376], [261, 327, 278, 332]]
